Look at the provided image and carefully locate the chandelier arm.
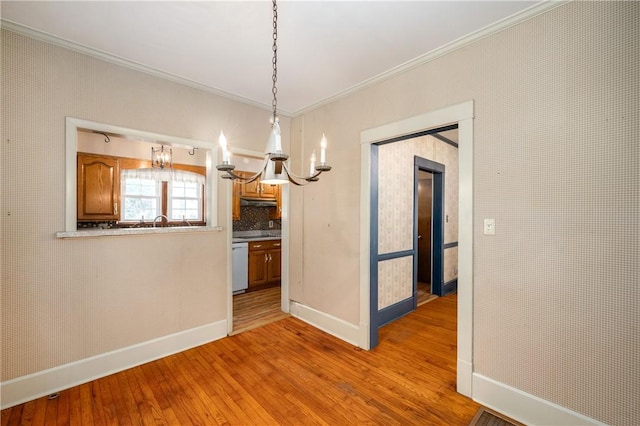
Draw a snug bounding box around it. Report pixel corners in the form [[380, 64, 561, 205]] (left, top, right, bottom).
[[222, 170, 262, 183], [281, 162, 324, 186], [218, 157, 271, 182]]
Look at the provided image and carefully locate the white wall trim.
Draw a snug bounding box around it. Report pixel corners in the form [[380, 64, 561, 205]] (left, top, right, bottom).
[[0, 320, 227, 410], [473, 374, 605, 426], [358, 142, 372, 350], [289, 301, 360, 347], [457, 359, 473, 397]]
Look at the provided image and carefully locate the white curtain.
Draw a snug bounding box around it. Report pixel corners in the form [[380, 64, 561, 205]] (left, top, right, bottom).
[[121, 168, 205, 185]]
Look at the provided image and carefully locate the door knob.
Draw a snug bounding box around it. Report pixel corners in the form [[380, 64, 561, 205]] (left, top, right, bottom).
[[418, 235, 423, 240]]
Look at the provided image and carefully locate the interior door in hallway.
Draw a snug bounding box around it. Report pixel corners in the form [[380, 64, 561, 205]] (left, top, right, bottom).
[[417, 172, 433, 285]]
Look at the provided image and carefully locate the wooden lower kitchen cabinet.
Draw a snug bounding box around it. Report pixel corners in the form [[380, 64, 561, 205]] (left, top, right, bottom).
[[247, 240, 281, 291]]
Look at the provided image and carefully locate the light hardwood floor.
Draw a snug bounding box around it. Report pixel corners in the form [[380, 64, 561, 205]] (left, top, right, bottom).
[[232, 287, 289, 335], [417, 281, 439, 306], [1, 294, 479, 425]]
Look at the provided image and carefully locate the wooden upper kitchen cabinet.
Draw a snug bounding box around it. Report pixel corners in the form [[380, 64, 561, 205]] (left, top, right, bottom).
[[240, 173, 278, 200], [269, 187, 282, 220], [248, 240, 281, 290], [233, 171, 282, 221], [232, 175, 244, 221], [77, 153, 120, 221]]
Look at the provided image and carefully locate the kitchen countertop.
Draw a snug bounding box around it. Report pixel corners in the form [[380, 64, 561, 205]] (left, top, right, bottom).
[[232, 236, 281, 243], [232, 231, 281, 243], [57, 226, 223, 239]]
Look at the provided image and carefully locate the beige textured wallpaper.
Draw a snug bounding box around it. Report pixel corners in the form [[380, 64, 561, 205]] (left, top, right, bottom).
[[291, 2, 638, 424], [1, 29, 288, 381]]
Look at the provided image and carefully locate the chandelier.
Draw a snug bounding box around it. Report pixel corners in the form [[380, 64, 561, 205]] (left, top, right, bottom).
[[216, 0, 331, 186], [152, 145, 172, 169]]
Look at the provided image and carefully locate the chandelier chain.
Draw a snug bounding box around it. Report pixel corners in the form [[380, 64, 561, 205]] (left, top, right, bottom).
[[271, 0, 278, 123]]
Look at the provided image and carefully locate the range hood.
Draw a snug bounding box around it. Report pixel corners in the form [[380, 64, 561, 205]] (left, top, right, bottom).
[[240, 198, 277, 207]]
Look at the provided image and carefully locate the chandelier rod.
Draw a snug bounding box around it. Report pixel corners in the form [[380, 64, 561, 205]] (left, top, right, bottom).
[[271, 0, 278, 125]]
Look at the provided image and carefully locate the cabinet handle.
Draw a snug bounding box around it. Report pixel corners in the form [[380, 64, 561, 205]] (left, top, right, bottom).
[[268, 254, 272, 262], [265, 254, 268, 263], [253, 244, 263, 248], [114, 202, 118, 215]]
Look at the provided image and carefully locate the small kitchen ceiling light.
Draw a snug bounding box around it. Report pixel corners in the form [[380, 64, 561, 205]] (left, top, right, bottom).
[[216, 0, 331, 186], [152, 145, 172, 169]]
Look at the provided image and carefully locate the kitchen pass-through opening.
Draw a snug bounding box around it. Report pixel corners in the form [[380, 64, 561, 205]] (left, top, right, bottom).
[[230, 153, 288, 334]]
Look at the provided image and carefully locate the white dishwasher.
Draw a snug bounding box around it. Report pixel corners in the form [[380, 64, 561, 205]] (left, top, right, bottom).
[[232, 241, 248, 294]]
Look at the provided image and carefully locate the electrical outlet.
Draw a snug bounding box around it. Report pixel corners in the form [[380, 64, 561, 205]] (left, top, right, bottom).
[[269, 220, 274, 228], [483, 219, 495, 235]]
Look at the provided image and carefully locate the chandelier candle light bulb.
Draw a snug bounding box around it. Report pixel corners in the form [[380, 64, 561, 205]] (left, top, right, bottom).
[[219, 131, 230, 164], [320, 134, 327, 164], [309, 150, 316, 176], [275, 123, 282, 152]]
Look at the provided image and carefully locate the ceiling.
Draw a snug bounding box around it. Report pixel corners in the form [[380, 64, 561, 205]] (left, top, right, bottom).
[[1, 1, 540, 115]]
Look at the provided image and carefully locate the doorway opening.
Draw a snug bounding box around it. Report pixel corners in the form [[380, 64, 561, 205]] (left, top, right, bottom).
[[368, 125, 453, 346], [229, 153, 289, 335], [414, 156, 446, 301], [360, 100, 474, 395], [417, 170, 439, 306]]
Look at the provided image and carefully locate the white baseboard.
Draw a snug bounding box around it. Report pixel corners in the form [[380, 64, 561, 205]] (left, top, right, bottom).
[[472, 373, 604, 425], [0, 320, 228, 410], [289, 301, 360, 347]]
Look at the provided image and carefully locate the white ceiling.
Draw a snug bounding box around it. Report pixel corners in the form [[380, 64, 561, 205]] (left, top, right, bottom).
[[1, 1, 540, 115]]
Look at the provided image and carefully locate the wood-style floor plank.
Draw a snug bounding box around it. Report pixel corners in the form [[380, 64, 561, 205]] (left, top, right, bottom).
[[232, 286, 289, 334], [1, 294, 479, 425]]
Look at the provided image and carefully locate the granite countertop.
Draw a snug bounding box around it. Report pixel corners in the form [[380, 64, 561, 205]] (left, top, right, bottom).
[[57, 226, 223, 239], [232, 230, 281, 243]]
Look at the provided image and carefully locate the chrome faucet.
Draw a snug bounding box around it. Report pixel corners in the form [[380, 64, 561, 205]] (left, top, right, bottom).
[[153, 214, 169, 227]]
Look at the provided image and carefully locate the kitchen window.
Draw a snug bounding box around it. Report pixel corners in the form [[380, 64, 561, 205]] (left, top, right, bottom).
[[122, 177, 161, 222], [169, 181, 203, 222], [120, 172, 204, 224]]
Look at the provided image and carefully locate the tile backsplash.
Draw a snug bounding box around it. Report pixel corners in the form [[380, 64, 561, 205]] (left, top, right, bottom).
[[233, 206, 281, 231]]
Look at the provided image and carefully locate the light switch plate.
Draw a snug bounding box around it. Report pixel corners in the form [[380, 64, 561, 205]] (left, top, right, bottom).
[[484, 219, 495, 235]]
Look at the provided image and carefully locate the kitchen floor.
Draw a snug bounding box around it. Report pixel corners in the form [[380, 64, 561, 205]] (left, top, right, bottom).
[[232, 287, 289, 335]]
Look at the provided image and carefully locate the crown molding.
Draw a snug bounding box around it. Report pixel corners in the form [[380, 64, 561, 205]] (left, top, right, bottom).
[[1, 1, 566, 119], [292, 0, 568, 117], [0, 19, 287, 117]]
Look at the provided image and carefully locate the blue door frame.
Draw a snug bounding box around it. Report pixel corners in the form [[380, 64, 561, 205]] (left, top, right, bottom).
[[369, 124, 456, 349]]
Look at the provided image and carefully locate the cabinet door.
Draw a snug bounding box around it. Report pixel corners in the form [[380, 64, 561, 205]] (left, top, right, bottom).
[[267, 248, 282, 283], [77, 154, 120, 221], [260, 182, 277, 198], [241, 176, 262, 198], [232, 179, 241, 221], [269, 185, 282, 220], [248, 249, 268, 288]]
